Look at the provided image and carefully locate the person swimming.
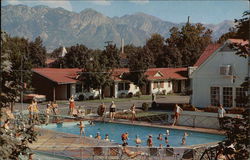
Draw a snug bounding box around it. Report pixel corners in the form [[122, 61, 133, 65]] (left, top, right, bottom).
[[135, 135, 141, 147], [95, 132, 101, 140], [147, 135, 153, 147], [181, 132, 188, 145], [104, 134, 110, 141], [157, 133, 163, 140], [165, 137, 169, 144], [166, 129, 170, 136]]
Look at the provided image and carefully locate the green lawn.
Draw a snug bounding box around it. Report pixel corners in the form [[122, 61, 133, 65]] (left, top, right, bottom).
[[116, 111, 166, 118]]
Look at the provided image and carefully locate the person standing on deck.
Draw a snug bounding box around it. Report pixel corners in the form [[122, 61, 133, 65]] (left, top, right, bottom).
[[218, 104, 226, 129], [172, 104, 183, 126], [130, 104, 136, 123], [79, 121, 85, 137], [68, 96, 75, 115], [45, 103, 51, 125], [109, 101, 116, 121]]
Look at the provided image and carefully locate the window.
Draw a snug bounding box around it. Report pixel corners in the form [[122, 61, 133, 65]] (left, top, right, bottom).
[[118, 83, 123, 91], [118, 82, 130, 91], [210, 87, 220, 106], [160, 81, 164, 88], [125, 83, 130, 90], [220, 65, 232, 76], [153, 82, 158, 89], [223, 87, 233, 107], [168, 81, 171, 87], [76, 83, 83, 93], [236, 88, 247, 107]]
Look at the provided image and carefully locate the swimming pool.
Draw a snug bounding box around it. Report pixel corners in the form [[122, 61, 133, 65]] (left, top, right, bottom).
[[42, 121, 224, 147]]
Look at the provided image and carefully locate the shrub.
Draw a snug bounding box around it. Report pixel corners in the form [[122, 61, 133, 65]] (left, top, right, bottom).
[[78, 94, 85, 101], [162, 90, 166, 95], [127, 92, 133, 98], [227, 107, 245, 114], [89, 96, 94, 100], [142, 102, 149, 111], [151, 101, 157, 109], [204, 106, 218, 113], [181, 104, 197, 111], [135, 91, 142, 98]]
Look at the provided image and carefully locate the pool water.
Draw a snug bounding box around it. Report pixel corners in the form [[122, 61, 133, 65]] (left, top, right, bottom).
[[42, 121, 224, 147]]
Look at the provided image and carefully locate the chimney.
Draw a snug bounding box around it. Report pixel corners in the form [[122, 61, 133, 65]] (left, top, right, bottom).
[[121, 38, 124, 54]]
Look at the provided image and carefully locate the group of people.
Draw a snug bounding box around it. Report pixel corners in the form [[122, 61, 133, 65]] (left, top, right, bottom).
[[97, 101, 137, 122], [27, 99, 40, 124], [45, 101, 59, 124], [120, 130, 188, 147]]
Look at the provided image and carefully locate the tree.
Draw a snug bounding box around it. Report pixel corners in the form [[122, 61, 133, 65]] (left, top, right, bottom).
[[79, 50, 113, 99], [127, 46, 153, 90], [50, 46, 63, 58], [166, 23, 212, 66], [28, 36, 47, 67], [145, 33, 165, 67], [63, 44, 91, 68], [0, 31, 37, 159], [102, 43, 120, 68]]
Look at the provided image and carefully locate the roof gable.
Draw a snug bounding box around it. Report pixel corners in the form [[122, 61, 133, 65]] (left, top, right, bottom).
[[154, 71, 164, 77]]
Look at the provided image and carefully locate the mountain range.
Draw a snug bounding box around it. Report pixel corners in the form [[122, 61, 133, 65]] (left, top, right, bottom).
[[1, 5, 234, 51]]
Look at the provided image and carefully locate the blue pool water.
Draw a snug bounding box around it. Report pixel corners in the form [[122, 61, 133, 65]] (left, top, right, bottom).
[[42, 122, 224, 147]]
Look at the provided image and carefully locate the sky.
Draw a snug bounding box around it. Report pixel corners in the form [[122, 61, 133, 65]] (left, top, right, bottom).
[[2, 0, 249, 24]]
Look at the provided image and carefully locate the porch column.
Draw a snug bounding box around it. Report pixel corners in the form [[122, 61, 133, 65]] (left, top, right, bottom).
[[114, 82, 118, 98], [53, 87, 56, 101]]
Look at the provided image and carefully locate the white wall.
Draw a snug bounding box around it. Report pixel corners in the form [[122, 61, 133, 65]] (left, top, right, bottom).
[[115, 82, 140, 98], [191, 47, 248, 108], [150, 80, 172, 95]]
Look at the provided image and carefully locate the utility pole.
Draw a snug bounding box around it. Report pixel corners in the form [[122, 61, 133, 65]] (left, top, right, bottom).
[[21, 53, 24, 112]]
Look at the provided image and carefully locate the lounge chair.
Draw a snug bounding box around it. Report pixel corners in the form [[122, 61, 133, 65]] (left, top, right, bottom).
[[92, 147, 106, 160], [182, 149, 194, 159]]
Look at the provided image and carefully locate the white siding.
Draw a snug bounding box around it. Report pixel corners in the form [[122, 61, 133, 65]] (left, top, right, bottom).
[[150, 80, 172, 95], [191, 48, 248, 108]]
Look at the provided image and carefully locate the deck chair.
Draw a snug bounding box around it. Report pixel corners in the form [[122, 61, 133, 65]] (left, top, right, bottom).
[[165, 148, 174, 157], [149, 147, 159, 157], [182, 149, 194, 160], [107, 147, 121, 160], [120, 147, 143, 160], [92, 147, 106, 160]]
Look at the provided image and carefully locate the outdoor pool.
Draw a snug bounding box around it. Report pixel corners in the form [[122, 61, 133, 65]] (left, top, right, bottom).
[[42, 121, 224, 147]]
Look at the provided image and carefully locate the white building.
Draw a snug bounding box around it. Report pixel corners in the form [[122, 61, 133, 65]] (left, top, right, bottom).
[[105, 68, 187, 98], [190, 39, 248, 108]]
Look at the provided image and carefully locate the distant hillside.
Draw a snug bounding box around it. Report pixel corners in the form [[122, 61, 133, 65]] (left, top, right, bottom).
[[1, 5, 234, 51]]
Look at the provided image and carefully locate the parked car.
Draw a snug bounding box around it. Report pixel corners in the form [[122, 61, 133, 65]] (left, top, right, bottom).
[[74, 89, 99, 101], [23, 91, 46, 103]]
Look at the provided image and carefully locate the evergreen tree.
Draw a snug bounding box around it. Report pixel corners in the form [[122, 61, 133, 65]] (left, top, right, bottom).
[[28, 36, 46, 67], [127, 46, 153, 89], [145, 33, 165, 67]]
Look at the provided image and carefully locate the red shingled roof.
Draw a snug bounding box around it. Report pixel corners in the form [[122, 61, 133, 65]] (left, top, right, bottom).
[[33, 67, 187, 84], [112, 68, 187, 81], [194, 39, 249, 67], [194, 44, 221, 67], [32, 68, 81, 84]]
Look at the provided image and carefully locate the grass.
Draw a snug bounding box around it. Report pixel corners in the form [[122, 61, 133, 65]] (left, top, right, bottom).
[[116, 111, 165, 118]]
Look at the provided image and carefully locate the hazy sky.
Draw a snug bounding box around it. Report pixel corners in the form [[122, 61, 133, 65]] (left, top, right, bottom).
[[2, 0, 249, 24]]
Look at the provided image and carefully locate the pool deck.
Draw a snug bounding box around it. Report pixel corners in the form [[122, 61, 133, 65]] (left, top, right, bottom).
[[30, 118, 224, 159]]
